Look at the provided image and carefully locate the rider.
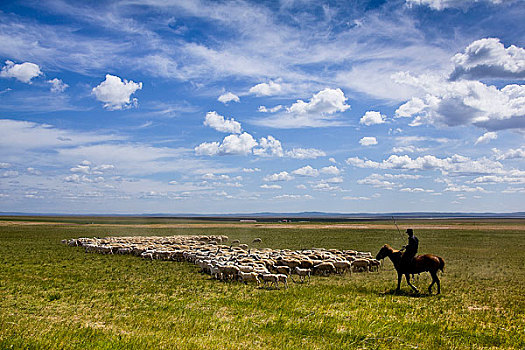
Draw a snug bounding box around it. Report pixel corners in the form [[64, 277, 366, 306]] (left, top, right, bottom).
[[400, 228, 418, 269]]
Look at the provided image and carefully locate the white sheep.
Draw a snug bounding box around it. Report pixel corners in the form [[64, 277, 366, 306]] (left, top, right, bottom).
[[238, 271, 261, 285], [258, 273, 279, 288], [351, 258, 370, 273], [294, 267, 311, 283]]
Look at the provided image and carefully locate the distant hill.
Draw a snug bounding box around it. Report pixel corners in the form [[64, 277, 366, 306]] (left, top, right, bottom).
[[1, 211, 525, 219]]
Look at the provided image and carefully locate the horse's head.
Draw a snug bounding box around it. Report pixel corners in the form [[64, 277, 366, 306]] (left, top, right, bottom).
[[375, 244, 392, 260]]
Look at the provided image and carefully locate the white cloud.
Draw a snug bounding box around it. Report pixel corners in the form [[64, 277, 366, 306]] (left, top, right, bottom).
[[325, 176, 344, 183], [253, 135, 284, 157], [359, 137, 378, 146], [92, 74, 142, 110], [287, 88, 350, 116], [1, 170, 19, 178], [255, 88, 350, 128], [320, 166, 341, 175], [342, 196, 371, 200], [475, 132, 498, 145], [400, 187, 434, 193], [450, 38, 525, 81], [357, 175, 397, 189], [492, 147, 525, 160], [0, 60, 42, 83], [285, 148, 326, 159], [48, 78, 69, 93], [243, 167, 261, 173], [311, 182, 341, 191], [249, 80, 282, 96], [469, 174, 525, 184], [360, 111, 386, 126], [406, 0, 505, 11], [444, 184, 487, 193], [260, 184, 282, 189], [263, 171, 294, 182], [204, 111, 242, 134], [217, 92, 240, 104], [393, 72, 525, 130], [0, 162, 10, 168], [258, 105, 283, 113], [502, 187, 525, 194], [195, 132, 257, 156], [347, 154, 504, 175], [392, 145, 429, 153], [273, 194, 313, 200], [292, 165, 319, 177]]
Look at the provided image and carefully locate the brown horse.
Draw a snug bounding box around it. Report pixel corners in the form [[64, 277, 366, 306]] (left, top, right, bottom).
[[375, 244, 445, 294]]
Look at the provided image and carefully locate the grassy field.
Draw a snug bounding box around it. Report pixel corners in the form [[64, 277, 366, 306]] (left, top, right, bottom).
[[0, 218, 523, 349]]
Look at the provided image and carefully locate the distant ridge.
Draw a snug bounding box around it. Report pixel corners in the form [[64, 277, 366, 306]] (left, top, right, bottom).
[[1, 211, 525, 219]]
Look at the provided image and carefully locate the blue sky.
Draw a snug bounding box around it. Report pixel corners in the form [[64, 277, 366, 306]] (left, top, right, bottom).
[[0, 0, 524, 214]]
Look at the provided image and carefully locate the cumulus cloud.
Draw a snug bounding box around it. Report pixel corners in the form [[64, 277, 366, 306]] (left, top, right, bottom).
[[360, 111, 386, 126], [469, 173, 525, 184], [204, 111, 242, 134], [254, 88, 350, 128], [195, 132, 257, 156], [444, 184, 487, 192], [260, 184, 282, 189], [393, 72, 525, 130], [392, 145, 429, 153], [258, 105, 283, 113], [249, 80, 282, 96], [243, 167, 261, 173], [320, 166, 341, 175], [92, 74, 142, 110], [492, 147, 525, 160], [325, 176, 344, 183], [347, 154, 504, 176], [285, 148, 326, 159], [287, 88, 350, 116], [48, 78, 69, 93], [0, 60, 42, 83], [400, 187, 434, 193], [292, 165, 319, 177], [450, 38, 525, 81], [343, 196, 371, 201], [273, 194, 313, 200], [263, 171, 294, 182], [357, 174, 398, 189], [359, 137, 378, 146], [475, 132, 498, 145], [217, 92, 240, 104], [406, 0, 505, 11], [253, 135, 284, 157]]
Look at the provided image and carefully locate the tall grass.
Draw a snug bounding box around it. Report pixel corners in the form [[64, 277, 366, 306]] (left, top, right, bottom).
[[0, 220, 523, 349]]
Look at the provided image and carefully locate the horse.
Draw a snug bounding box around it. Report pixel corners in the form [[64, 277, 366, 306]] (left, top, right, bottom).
[[375, 244, 445, 294]]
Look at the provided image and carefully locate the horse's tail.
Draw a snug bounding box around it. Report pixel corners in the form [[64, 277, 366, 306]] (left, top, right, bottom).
[[438, 256, 445, 274]]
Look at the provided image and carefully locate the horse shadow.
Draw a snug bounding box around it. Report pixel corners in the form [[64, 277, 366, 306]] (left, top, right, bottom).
[[379, 288, 439, 298]]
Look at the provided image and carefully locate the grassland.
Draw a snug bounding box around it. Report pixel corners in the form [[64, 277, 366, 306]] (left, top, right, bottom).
[[0, 218, 523, 349]]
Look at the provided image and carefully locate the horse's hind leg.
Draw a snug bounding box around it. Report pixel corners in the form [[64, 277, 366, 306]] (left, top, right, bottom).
[[429, 271, 440, 294], [405, 274, 419, 294]]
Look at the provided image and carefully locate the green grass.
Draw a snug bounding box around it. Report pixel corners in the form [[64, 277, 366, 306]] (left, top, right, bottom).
[[0, 220, 524, 349]]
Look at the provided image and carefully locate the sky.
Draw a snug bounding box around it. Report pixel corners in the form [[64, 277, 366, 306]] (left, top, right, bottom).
[[0, 0, 524, 214]]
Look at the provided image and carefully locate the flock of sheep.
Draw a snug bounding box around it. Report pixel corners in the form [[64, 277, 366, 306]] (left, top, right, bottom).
[[64, 235, 381, 289]]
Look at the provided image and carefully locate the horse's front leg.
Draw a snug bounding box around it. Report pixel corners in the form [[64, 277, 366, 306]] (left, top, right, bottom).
[[405, 274, 419, 294], [396, 272, 402, 292]]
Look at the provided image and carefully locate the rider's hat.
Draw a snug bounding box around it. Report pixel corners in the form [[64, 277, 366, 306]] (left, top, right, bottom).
[[405, 228, 414, 235]]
